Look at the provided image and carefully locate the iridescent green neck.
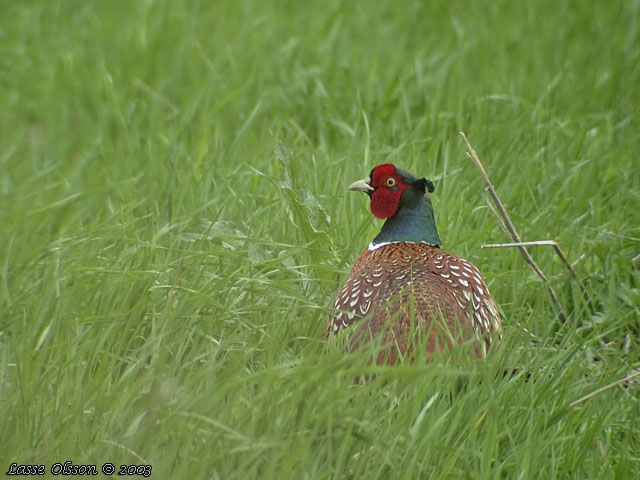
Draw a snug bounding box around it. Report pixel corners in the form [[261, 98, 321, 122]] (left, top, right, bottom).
[[371, 189, 442, 248]]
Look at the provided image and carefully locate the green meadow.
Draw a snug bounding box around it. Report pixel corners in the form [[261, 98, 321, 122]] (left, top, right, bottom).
[[1, 0, 639, 478]]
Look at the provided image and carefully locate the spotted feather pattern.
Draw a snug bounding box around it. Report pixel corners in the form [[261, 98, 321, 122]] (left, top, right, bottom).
[[327, 242, 502, 363]]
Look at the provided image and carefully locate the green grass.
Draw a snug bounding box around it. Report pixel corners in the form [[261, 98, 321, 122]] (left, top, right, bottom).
[[1, 0, 639, 478]]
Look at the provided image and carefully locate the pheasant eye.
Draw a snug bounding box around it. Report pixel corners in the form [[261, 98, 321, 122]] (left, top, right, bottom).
[[386, 177, 396, 187]]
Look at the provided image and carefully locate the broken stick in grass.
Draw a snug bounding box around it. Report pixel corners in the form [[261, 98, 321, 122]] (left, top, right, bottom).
[[482, 241, 594, 311], [459, 132, 567, 321], [569, 369, 640, 408]]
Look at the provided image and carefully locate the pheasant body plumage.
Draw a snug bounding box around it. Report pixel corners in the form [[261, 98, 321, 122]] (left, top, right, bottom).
[[327, 163, 502, 363]]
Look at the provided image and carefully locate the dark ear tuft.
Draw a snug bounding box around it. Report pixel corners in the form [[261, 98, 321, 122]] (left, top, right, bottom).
[[415, 177, 435, 193], [424, 178, 435, 193]]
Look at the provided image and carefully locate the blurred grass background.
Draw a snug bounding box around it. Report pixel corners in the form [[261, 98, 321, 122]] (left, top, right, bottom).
[[1, 0, 639, 478]]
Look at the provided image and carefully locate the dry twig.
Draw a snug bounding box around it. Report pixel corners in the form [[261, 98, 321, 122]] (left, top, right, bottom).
[[459, 132, 566, 321], [482, 241, 594, 311], [569, 369, 640, 407]]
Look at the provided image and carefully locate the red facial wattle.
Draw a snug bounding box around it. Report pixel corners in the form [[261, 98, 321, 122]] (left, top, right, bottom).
[[370, 187, 402, 218], [368, 164, 409, 219]]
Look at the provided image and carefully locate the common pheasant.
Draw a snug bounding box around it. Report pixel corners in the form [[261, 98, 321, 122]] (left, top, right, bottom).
[[327, 163, 502, 364]]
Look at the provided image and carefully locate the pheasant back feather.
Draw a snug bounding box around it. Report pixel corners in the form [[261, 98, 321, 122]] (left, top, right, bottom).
[[327, 242, 501, 363]]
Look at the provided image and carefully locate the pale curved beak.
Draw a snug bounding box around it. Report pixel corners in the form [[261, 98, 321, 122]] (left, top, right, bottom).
[[348, 177, 374, 192]]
